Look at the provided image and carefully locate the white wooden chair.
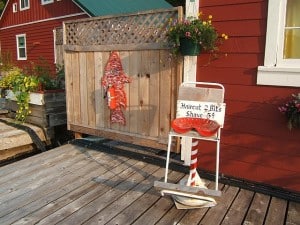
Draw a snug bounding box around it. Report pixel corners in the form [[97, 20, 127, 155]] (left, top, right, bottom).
[[154, 82, 226, 202]]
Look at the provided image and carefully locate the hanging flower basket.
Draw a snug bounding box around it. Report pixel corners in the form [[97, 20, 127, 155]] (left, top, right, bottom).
[[179, 38, 202, 56], [165, 13, 229, 55]]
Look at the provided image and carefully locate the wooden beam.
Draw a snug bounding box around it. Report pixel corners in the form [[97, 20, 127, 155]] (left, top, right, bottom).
[[69, 124, 167, 150]]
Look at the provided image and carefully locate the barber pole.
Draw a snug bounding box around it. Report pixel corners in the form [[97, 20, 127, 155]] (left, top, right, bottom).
[[189, 138, 199, 186]]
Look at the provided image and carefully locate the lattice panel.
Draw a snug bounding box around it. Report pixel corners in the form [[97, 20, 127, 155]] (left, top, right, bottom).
[[55, 27, 63, 45], [64, 9, 179, 46]]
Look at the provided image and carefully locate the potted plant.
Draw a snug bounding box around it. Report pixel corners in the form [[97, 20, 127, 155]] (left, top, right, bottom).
[[166, 13, 228, 56], [0, 67, 39, 122], [278, 93, 300, 130], [0, 64, 66, 125]]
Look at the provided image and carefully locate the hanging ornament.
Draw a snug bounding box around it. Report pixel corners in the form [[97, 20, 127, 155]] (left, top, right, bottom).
[[101, 51, 131, 125]]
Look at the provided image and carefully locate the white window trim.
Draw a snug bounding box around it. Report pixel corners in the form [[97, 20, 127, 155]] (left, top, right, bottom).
[[13, 3, 18, 13], [16, 34, 27, 60], [257, 0, 300, 87], [19, 0, 30, 11], [41, 0, 54, 5], [53, 29, 57, 64]]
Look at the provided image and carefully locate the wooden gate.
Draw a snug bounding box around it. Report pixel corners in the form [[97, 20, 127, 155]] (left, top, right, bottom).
[[63, 8, 182, 149]]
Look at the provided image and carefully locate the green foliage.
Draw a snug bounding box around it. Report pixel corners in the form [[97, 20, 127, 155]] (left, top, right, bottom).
[[0, 0, 6, 12], [0, 67, 22, 90], [30, 58, 64, 90], [37, 64, 65, 90], [0, 67, 39, 122], [13, 75, 39, 122]]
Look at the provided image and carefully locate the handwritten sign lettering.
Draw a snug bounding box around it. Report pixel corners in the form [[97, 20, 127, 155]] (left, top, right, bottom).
[[176, 100, 226, 126]]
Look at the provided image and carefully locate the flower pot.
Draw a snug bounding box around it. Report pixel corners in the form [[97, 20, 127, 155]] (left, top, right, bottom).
[[5, 90, 67, 127], [288, 115, 300, 129], [179, 38, 201, 56]]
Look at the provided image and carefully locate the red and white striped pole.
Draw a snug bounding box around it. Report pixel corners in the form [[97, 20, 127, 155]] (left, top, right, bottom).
[[189, 138, 199, 186]]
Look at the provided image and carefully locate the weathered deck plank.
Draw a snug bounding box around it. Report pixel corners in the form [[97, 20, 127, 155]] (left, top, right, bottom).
[[197, 185, 240, 225], [264, 197, 288, 225], [0, 118, 46, 151], [7, 150, 132, 224], [286, 201, 300, 225], [0, 142, 299, 225], [105, 171, 185, 225], [221, 189, 254, 225], [84, 167, 164, 224], [53, 163, 157, 225], [243, 192, 270, 225]]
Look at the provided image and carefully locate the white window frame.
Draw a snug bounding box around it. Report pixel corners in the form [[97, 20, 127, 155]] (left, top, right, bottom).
[[16, 34, 27, 60], [19, 0, 30, 11], [257, 0, 300, 87], [13, 3, 18, 13], [41, 0, 54, 5], [53, 29, 57, 64]]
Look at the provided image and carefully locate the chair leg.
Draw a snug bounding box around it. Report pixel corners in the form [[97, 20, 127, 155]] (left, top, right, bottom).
[[164, 135, 173, 183], [215, 138, 220, 191]]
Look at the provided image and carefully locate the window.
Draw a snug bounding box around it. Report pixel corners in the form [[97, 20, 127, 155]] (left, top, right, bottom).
[[257, 0, 300, 87], [16, 34, 27, 60], [41, 0, 54, 5], [20, 0, 29, 10], [13, 3, 17, 12]]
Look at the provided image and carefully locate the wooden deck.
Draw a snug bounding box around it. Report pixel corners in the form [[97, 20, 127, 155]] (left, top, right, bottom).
[[0, 118, 47, 163], [0, 139, 299, 225]]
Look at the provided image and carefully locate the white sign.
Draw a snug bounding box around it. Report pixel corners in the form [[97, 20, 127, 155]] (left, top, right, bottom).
[[176, 100, 226, 126]]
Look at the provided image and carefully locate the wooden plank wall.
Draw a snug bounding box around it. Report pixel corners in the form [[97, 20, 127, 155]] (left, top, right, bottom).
[[65, 50, 181, 149], [196, 0, 300, 192]]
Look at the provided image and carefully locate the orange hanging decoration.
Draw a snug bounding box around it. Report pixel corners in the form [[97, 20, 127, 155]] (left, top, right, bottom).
[[107, 85, 117, 110], [101, 51, 131, 125]]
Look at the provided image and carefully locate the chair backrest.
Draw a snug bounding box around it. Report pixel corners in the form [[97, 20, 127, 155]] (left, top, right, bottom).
[[178, 82, 224, 103], [176, 82, 226, 127]]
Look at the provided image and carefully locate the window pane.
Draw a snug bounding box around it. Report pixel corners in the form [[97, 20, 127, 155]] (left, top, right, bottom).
[[19, 48, 26, 58], [21, 0, 29, 9], [18, 37, 25, 47], [284, 29, 300, 58], [283, 0, 300, 59], [16, 35, 26, 59], [286, 0, 300, 26], [42, 0, 53, 4]]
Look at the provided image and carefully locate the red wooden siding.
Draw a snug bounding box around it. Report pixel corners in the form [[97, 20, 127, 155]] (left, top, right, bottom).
[[197, 0, 300, 192], [0, 0, 84, 27], [0, 0, 87, 75]]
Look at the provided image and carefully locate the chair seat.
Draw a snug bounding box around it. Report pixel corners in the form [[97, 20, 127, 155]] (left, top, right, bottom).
[[169, 129, 219, 141]]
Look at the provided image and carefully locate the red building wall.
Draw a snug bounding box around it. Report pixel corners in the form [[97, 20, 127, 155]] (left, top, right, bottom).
[[0, 0, 87, 75], [0, 0, 84, 27], [197, 0, 300, 192]]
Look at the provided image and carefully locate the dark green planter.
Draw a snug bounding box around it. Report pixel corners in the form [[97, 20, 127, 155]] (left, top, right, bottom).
[[179, 38, 201, 56]]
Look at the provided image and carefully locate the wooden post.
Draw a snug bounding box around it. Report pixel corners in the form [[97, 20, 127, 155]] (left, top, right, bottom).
[[181, 0, 199, 165]]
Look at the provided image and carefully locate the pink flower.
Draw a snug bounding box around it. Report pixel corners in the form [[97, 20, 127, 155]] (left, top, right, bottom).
[[185, 32, 191, 37], [278, 106, 287, 113]]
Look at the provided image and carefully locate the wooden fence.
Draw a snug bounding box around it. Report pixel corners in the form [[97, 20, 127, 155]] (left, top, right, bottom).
[[63, 8, 182, 149]]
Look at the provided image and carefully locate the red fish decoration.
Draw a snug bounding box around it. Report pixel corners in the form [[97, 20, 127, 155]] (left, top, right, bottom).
[[101, 51, 131, 125]]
